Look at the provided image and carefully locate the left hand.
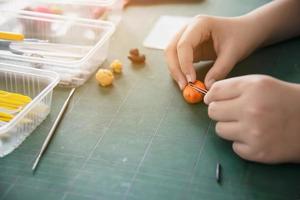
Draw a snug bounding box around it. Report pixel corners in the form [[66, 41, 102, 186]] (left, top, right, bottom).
[[204, 75, 300, 164]]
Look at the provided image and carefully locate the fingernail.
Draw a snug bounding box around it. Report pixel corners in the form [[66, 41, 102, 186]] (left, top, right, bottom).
[[186, 75, 192, 83], [178, 80, 186, 90], [204, 95, 209, 105]]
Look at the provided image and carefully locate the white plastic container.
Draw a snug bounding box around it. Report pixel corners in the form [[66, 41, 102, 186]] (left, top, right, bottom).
[[0, 63, 59, 157], [0, 11, 115, 87], [0, 0, 123, 25]]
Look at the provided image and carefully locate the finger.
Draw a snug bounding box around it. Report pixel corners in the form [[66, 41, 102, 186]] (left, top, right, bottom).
[[232, 142, 251, 161], [166, 46, 187, 90], [215, 122, 243, 142], [204, 49, 237, 89], [165, 26, 188, 90], [204, 77, 244, 104], [208, 100, 240, 122], [177, 39, 195, 83], [177, 19, 212, 83]]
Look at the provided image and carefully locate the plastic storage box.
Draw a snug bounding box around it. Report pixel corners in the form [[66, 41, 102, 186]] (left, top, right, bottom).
[[0, 63, 59, 157], [0, 11, 115, 87], [0, 0, 123, 25]]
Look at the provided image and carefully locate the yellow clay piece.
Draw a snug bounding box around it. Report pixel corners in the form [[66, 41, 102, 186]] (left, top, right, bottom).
[[0, 31, 24, 41], [0, 102, 19, 110], [95, 69, 114, 87], [0, 90, 32, 110], [0, 90, 32, 122], [110, 60, 123, 74], [0, 112, 14, 122], [0, 90, 32, 103], [0, 97, 28, 107]]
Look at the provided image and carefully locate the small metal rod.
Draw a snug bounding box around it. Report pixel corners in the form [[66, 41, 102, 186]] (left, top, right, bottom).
[[216, 163, 222, 184], [188, 83, 208, 95], [32, 88, 76, 173]]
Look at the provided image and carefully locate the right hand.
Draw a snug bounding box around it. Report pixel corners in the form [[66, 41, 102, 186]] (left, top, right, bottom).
[[165, 15, 264, 90], [204, 75, 300, 164]]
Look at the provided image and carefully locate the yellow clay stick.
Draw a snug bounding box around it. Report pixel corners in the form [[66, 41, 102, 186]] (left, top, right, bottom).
[[0, 102, 20, 110], [0, 112, 14, 122], [0, 31, 24, 41], [0, 97, 29, 107], [0, 90, 32, 103]]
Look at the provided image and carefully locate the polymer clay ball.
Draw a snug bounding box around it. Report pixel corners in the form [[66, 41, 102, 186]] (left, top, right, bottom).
[[183, 80, 206, 104], [92, 7, 108, 20], [128, 48, 146, 64], [95, 69, 114, 87], [33, 6, 53, 14], [110, 60, 123, 73]]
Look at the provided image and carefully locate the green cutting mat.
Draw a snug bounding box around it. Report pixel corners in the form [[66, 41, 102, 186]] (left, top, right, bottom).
[[1, 1, 300, 199]]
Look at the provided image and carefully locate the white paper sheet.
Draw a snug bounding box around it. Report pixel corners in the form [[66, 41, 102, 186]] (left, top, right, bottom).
[[143, 15, 191, 50]]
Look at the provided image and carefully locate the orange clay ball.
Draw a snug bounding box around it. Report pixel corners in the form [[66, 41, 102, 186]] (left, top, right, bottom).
[[183, 80, 206, 104]]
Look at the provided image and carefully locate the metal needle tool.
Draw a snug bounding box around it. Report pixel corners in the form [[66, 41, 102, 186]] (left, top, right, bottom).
[[188, 82, 208, 95], [216, 163, 222, 184], [32, 88, 76, 173]]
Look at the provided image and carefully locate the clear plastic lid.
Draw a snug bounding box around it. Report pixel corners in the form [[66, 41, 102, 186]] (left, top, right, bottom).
[[36, 0, 118, 6], [0, 0, 119, 7], [0, 0, 123, 24]]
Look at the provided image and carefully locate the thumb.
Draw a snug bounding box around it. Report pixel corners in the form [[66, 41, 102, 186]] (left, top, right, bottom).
[[205, 51, 237, 89]]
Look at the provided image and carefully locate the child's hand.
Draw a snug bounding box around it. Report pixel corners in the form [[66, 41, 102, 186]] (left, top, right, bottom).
[[165, 15, 265, 90], [204, 75, 300, 164]]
